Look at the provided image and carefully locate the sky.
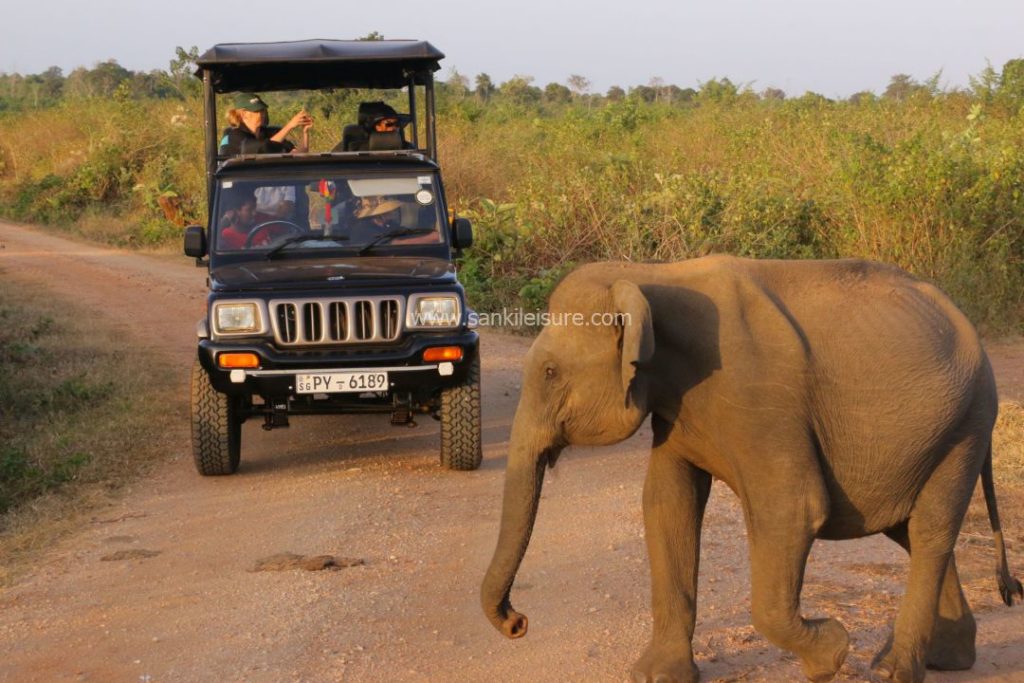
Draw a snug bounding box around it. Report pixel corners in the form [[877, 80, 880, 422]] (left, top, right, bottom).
[[1, 0, 1022, 98]]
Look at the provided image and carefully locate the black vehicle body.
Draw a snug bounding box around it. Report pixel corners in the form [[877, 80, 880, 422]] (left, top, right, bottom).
[[186, 40, 481, 474]]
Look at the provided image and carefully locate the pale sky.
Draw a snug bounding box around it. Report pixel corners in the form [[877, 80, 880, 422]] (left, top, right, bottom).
[[1, 0, 1021, 97]]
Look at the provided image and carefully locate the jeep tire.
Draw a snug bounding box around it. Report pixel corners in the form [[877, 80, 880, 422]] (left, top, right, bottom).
[[190, 358, 241, 475], [439, 354, 482, 470]]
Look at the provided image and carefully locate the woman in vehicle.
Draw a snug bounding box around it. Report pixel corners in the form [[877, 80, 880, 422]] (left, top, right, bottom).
[[219, 93, 313, 156]]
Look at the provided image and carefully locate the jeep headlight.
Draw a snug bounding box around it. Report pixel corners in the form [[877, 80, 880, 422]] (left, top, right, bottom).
[[408, 295, 461, 328], [214, 302, 261, 334]]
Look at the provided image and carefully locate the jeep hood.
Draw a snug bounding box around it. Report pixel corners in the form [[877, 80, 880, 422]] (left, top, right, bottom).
[[210, 256, 456, 290]]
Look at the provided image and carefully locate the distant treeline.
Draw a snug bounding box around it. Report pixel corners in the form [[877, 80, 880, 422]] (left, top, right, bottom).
[[0, 48, 202, 109], [5, 46, 1024, 110], [1, 47, 1023, 332]]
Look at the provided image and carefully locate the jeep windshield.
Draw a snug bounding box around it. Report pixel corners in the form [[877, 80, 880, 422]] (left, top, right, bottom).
[[212, 173, 445, 256]]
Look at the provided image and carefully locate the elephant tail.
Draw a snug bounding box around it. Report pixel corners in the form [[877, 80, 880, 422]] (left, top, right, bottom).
[[981, 444, 1023, 606]]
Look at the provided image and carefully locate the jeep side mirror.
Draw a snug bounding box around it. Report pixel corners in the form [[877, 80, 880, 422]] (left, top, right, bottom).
[[452, 217, 473, 250], [184, 225, 207, 258]]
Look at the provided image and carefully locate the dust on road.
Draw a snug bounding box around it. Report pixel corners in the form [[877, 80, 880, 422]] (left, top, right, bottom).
[[0, 221, 1021, 682]]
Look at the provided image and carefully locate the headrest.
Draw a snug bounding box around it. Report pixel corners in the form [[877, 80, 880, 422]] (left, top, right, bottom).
[[368, 130, 403, 151]]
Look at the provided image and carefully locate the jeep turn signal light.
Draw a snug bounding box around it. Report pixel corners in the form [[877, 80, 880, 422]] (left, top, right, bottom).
[[423, 346, 463, 362], [218, 352, 260, 369]]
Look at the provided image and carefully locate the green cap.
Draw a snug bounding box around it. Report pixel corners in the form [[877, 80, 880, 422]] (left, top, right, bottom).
[[233, 93, 268, 112]]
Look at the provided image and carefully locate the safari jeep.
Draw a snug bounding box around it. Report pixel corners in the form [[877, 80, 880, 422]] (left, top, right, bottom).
[[184, 40, 481, 475]]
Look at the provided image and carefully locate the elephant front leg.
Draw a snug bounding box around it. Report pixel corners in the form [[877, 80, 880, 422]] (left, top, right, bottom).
[[631, 433, 712, 683]]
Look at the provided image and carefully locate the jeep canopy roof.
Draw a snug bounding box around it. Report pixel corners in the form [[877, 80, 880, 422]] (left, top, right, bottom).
[[195, 39, 444, 91], [195, 38, 445, 212]]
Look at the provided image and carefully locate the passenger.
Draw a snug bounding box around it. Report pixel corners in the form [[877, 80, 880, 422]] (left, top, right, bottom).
[[219, 93, 313, 156], [335, 102, 412, 152], [352, 196, 403, 233], [254, 185, 296, 219]]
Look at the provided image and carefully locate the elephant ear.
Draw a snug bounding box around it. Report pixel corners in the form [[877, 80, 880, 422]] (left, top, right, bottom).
[[611, 279, 654, 408]]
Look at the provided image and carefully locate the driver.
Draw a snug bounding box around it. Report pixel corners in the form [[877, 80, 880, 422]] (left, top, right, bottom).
[[218, 192, 258, 249], [218, 190, 285, 249]]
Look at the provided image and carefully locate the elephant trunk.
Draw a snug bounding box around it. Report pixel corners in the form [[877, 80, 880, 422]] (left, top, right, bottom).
[[480, 442, 550, 639]]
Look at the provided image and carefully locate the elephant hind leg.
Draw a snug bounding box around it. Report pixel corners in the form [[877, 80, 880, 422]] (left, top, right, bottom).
[[878, 523, 976, 671], [873, 435, 985, 683]]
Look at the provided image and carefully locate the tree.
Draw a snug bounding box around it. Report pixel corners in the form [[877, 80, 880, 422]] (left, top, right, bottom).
[[629, 85, 656, 103], [165, 45, 200, 99], [761, 87, 786, 101], [883, 74, 919, 102], [606, 85, 626, 102], [998, 59, 1024, 106], [59, 60, 136, 99], [543, 82, 571, 104], [969, 63, 999, 102], [648, 77, 666, 103], [848, 91, 876, 105], [475, 73, 495, 102], [359, 31, 384, 41], [698, 77, 738, 103], [38, 66, 64, 100], [675, 87, 697, 103], [566, 74, 590, 97], [444, 68, 470, 98], [500, 75, 540, 105]]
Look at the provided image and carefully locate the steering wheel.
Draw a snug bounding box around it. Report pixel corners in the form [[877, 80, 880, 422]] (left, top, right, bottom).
[[245, 220, 304, 248]]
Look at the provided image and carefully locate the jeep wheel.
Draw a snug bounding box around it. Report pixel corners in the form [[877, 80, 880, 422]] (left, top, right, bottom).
[[190, 359, 241, 475], [439, 354, 482, 470]]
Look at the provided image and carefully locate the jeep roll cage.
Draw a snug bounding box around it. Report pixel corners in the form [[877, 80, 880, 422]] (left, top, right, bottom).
[[194, 39, 445, 209]]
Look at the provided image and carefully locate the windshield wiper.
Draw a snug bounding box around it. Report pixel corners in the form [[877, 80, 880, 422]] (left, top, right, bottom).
[[357, 228, 435, 255], [265, 231, 347, 259]]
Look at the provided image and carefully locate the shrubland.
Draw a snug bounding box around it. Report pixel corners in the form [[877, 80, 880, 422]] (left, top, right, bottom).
[[1, 60, 1023, 330]]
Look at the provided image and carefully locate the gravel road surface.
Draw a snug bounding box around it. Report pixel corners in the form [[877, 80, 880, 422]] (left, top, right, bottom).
[[0, 221, 1021, 682]]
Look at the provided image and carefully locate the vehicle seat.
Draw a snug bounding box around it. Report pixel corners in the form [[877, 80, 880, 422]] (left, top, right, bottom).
[[238, 126, 288, 155], [337, 124, 369, 152], [368, 130, 403, 151]]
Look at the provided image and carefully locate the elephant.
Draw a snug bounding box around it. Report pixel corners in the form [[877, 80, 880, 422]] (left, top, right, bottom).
[[480, 256, 1023, 683]]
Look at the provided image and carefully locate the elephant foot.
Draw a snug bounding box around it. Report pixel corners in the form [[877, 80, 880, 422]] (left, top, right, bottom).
[[799, 618, 849, 683], [872, 644, 925, 683], [631, 642, 699, 683], [925, 612, 976, 670], [874, 614, 976, 673]]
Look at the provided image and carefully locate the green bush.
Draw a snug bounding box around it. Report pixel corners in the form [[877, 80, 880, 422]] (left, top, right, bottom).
[[1, 88, 1022, 331]]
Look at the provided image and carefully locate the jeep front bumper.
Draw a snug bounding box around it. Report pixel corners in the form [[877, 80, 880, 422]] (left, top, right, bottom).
[[197, 330, 479, 400]]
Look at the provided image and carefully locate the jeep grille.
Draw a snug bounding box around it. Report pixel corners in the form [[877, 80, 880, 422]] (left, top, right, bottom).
[[270, 297, 403, 346]]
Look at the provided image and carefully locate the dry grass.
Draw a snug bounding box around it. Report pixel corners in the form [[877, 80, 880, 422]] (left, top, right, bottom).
[[994, 401, 1024, 486], [0, 276, 183, 586], [961, 401, 1024, 558]]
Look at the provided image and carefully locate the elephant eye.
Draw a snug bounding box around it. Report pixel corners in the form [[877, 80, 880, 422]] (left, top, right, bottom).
[[544, 364, 558, 380]]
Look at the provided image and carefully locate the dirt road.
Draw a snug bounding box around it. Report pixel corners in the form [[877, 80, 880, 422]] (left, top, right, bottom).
[[0, 221, 1021, 682]]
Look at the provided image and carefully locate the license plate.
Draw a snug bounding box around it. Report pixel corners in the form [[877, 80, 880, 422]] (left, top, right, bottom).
[[295, 371, 389, 394]]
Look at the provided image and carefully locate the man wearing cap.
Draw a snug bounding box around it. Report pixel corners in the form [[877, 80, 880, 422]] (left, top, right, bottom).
[[352, 196, 404, 233], [219, 93, 313, 156]]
